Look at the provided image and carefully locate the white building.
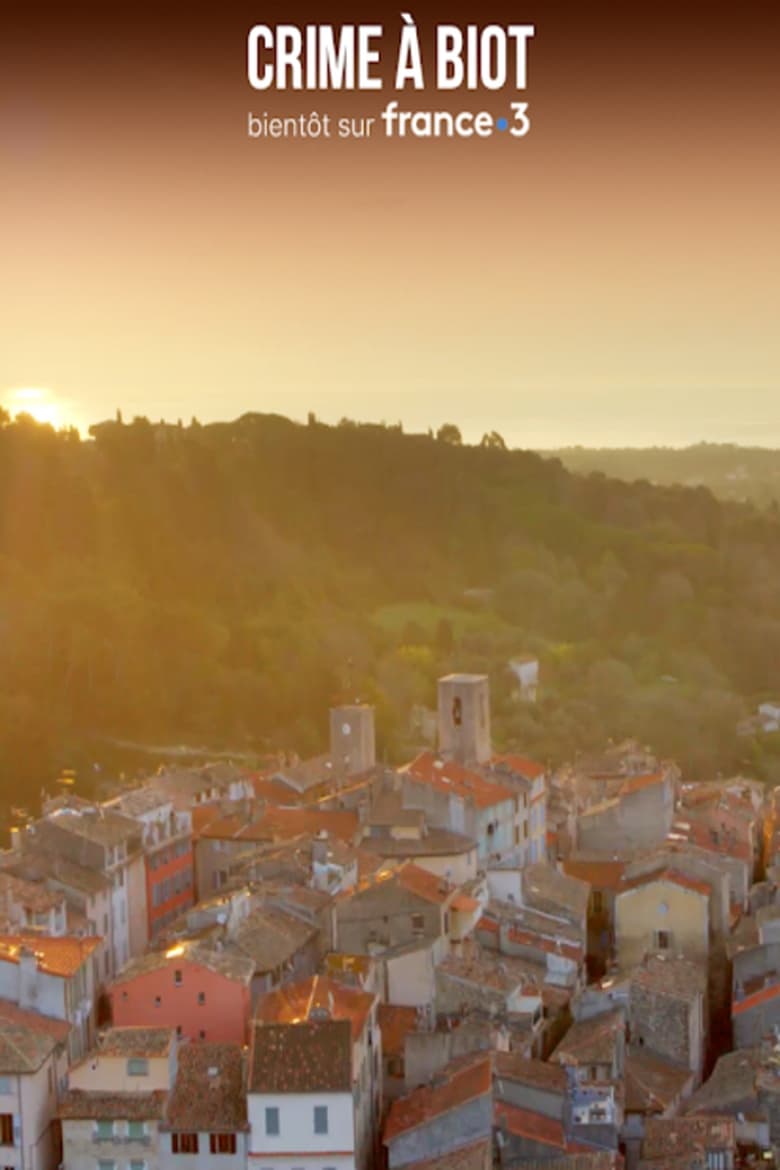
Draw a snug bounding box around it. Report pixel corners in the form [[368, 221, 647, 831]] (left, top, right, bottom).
[[0, 1001, 70, 1170], [0, 936, 103, 1064], [248, 975, 381, 1170]]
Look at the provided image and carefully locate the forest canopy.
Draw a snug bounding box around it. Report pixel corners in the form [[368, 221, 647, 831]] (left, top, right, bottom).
[[2, 410, 780, 814]]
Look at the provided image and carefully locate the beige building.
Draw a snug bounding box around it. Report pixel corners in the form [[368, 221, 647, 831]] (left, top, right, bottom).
[[60, 1027, 177, 1170], [614, 869, 710, 971]]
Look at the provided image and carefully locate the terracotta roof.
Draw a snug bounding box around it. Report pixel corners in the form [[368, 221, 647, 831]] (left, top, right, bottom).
[[249, 1019, 352, 1093], [0, 1024, 61, 1074], [618, 868, 711, 899], [437, 946, 543, 995], [562, 858, 627, 891], [403, 752, 515, 811], [384, 1053, 492, 1143], [255, 974, 375, 1041], [94, 1027, 175, 1058], [378, 1004, 419, 1059], [523, 864, 590, 920], [494, 1100, 566, 1147], [630, 953, 706, 1002], [551, 1008, 625, 1067], [0, 1005, 68, 1062], [492, 754, 545, 781], [452, 893, 480, 913], [494, 1052, 568, 1093], [59, 1090, 169, 1120], [683, 1048, 761, 1116], [243, 807, 360, 844], [732, 979, 780, 1016], [625, 1047, 693, 1114], [111, 940, 253, 987], [641, 1116, 735, 1161], [519, 1158, 621, 1170], [164, 1043, 247, 1132], [191, 804, 223, 835], [620, 772, 666, 797], [227, 906, 317, 973], [397, 863, 455, 905], [0, 934, 101, 977], [252, 777, 305, 805]]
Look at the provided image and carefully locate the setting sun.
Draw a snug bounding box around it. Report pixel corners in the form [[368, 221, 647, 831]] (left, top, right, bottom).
[[4, 387, 68, 429]]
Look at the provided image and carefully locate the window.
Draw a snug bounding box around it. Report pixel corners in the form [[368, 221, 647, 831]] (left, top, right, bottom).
[[0, 1113, 14, 1145], [313, 1106, 328, 1135], [706, 1154, 727, 1170], [171, 1133, 199, 1154], [199, 1030, 206, 1040], [95, 1120, 114, 1140], [411, 913, 425, 934], [174, 969, 183, 986], [127, 1121, 145, 1140], [98, 1161, 116, 1170], [129, 1162, 146, 1170], [265, 1107, 280, 1136], [127, 1059, 149, 1077], [592, 891, 604, 914], [198, 991, 206, 1005], [154, 996, 162, 1008], [0, 1078, 11, 1095], [654, 929, 671, 950], [209, 1134, 237, 1154]]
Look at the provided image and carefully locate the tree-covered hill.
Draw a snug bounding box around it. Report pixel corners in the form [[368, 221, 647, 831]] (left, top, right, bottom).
[[2, 411, 780, 810], [546, 443, 780, 507]]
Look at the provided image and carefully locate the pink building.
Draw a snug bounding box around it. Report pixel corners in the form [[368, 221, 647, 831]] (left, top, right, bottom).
[[109, 940, 254, 1045]]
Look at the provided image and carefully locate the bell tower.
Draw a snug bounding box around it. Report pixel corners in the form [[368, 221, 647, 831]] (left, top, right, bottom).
[[437, 673, 491, 765]]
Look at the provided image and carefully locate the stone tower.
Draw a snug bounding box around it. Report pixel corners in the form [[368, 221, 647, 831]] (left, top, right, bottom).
[[437, 673, 491, 765], [329, 704, 376, 776]]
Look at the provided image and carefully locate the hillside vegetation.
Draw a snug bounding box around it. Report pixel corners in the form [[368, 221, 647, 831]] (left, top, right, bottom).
[[547, 443, 780, 507], [3, 411, 780, 813]]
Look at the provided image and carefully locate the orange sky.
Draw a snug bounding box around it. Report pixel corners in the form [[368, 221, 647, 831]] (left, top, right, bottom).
[[1, 0, 778, 445]]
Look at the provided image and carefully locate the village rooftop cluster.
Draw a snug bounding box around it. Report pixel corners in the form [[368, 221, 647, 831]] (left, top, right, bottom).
[[2, 673, 780, 1170]]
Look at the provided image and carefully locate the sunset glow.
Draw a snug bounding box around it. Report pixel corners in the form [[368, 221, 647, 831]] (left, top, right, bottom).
[[4, 388, 68, 429]]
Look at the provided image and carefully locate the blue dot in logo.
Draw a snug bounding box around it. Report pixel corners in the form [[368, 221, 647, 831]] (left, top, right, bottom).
[[496, 117, 508, 131]]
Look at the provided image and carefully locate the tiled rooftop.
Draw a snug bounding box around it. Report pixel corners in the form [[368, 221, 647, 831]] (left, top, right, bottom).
[[163, 1043, 247, 1132], [111, 940, 254, 987], [630, 952, 706, 1002], [95, 1027, 175, 1058], [59, 1089, 169, 1120], [402, 753, 516, 811], [0, 934, 101, 977], [384, 1052, 492, 1143], [0, 1024, 61, 1074], [397, 1137, 492, 1170], [641, 1116, 735, 1161], [551, 1008, 625, 1068], [249, 1019, 352, 1094], [625, 1046, 693, 1114]]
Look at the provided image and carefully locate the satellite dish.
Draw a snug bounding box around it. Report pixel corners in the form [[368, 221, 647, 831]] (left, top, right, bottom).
[[342, 723, 351, 736]]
